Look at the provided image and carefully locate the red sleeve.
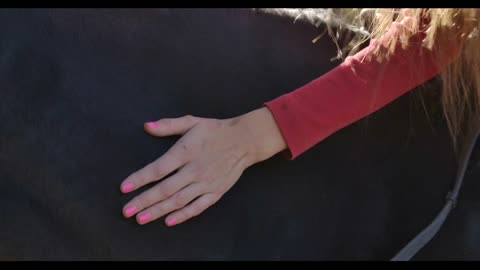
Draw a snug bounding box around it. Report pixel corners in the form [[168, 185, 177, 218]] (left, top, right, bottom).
[[264, 23, 461, 160]]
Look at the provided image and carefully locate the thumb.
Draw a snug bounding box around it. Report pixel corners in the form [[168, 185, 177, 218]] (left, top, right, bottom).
[[144, 115, 200, 137]]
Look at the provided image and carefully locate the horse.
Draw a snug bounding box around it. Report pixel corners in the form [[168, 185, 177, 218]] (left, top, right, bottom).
[[0, 8, 479, 260]]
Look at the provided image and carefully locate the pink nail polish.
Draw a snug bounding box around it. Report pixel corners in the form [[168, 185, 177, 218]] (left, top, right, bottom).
[[166, 217, 176, 226], [138, 212, 151, 224], [121, 182, 134, 193], [145, 122, 158, 128], [124, 205, 137, 217]]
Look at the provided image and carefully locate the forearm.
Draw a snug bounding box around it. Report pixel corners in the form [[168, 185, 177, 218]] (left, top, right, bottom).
[[265, 24, 461, 160]]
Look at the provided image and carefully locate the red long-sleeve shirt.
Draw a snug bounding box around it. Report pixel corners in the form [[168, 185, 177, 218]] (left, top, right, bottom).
[[265, 22, 462, 159]]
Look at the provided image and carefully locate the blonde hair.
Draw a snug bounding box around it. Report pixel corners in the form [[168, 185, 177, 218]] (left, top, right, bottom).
[[324, 9, 480, 148]]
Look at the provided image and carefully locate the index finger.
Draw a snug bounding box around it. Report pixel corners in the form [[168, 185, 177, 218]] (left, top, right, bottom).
[[120, 143, 189, 193]]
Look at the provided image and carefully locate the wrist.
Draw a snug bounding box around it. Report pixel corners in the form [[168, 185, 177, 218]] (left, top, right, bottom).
[[236, 107, 288, 165]]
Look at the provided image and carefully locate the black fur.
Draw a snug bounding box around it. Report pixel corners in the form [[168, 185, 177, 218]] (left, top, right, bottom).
[[0, 8, 478, 260]]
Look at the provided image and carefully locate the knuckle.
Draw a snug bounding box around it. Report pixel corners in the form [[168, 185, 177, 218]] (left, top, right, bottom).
[[164, 149, 178, 162], [183, 115, 195, 122], [155, 184, 173, 199], [213, 118, 225, 128], [177, 141, 191, 156], [172, 192, 189, 207], [159, 118, 172, 128], [194, 183, 208, 193], [187, 205, 202, 218], [188, 163, 204, 178], [152, 162, 165, 179], [205, 119, 220, 128], [126, 174, 139, 187], [134, 196, 152, 209], [172, 141, 191, 161], [129, 171, 144, 184]]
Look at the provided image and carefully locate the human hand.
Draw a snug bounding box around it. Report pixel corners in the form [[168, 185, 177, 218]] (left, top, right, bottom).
[[120, 107, 287, 226]]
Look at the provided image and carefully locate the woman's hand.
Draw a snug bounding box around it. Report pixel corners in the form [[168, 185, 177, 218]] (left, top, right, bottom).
[[120, 107, 287, 226]]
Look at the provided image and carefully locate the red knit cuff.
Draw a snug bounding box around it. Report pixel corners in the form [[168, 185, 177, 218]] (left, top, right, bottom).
[[264, 96, 303, 160]]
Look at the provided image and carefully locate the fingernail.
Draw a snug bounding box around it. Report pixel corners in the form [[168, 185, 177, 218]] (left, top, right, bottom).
[[166, 216, 176, 226], [124, 205, 137, 218], [121, 182, 134, 193], [138, 212, 151, 224], [145, 122, 158, 128]]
